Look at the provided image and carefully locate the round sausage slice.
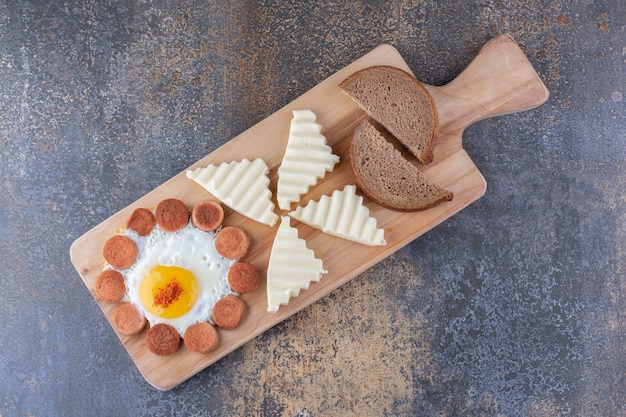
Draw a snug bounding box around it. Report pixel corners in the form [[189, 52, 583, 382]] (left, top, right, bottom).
[[192, 200, 224, 232], [103, 235, 137, 269], [155, 198, 189, 232], [126, 208, 155, 236], [145, 323, 181, 356], [184, 321, 219, 353], [212, 295, 247, 330], [95, 269, 126, 302], [228, 262, 260, 294], [215, 226, 250, 260], [113, 303, 146, 336]]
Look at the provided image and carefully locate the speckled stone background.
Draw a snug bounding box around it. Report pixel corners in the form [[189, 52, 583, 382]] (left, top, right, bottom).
[[0, 1, 624, 416]]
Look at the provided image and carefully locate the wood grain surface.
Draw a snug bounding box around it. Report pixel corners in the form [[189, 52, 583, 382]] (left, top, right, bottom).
[[70, 34, 548, 391]]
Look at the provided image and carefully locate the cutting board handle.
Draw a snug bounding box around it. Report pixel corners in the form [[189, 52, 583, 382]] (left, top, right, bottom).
[[426, 33, 550, 142]]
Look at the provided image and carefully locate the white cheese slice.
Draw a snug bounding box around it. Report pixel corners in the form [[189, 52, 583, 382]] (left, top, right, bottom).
[[266, 216, 327, 313], [289, 185, 386, 246], [276, 110, 340, 210], [186, 158, 279, 226]]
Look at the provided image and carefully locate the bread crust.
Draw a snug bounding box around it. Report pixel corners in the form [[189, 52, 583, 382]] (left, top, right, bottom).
[[339, 65, 439, 165], [349, 120, 452, 212]]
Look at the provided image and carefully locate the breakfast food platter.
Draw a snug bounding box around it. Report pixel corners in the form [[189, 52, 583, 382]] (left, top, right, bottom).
[[70, 34, 548, 390]]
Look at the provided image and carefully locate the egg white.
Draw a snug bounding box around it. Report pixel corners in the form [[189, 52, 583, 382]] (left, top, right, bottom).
[[116, 222, 234, 336]]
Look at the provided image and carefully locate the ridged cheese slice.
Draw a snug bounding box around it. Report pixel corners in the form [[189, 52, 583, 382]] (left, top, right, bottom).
[[267, 216, 327, 313], [289, 185, 386, 246], [277, 110, 340, 210], [186, 158, 279, 226]]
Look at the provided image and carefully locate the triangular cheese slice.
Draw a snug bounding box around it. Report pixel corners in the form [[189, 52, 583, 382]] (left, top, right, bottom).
[[266, 216, 327, 313], [186, 158, 279, 226], [289, 185, 386, 246], [276, 110, 340, 210]]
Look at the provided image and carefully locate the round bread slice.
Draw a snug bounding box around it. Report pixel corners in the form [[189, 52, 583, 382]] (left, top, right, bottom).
[[349, 120, 453, 211], [339, 65, 439, 165]]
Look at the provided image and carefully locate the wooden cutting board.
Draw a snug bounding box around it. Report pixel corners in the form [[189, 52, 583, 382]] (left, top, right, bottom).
[[70, 33, 549, 391]]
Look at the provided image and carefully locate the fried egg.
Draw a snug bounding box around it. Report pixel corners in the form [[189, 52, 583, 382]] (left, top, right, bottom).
[[116, 223, 234, 336]]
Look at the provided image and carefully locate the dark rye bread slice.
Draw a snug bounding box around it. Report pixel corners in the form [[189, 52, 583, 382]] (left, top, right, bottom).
[[350, 120, 453, 211], [339, 65, 439, 165]]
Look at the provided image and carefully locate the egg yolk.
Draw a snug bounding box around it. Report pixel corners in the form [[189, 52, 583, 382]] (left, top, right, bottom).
[[140, 265, 198, 318]]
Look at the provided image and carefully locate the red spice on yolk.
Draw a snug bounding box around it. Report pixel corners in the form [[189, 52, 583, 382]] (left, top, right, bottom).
[[153, 279, 184, 309]]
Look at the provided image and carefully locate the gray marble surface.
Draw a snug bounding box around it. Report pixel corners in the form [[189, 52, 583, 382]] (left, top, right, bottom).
[[0, 1, 624, 416]]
